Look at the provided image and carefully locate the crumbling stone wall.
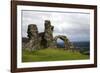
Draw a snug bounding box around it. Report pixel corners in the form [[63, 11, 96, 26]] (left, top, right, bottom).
[[38, 32, 47, 48], [25, 24, 40, 51]]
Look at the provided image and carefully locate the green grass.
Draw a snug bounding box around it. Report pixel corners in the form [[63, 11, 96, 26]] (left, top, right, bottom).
[[22, 48, 89, 62]]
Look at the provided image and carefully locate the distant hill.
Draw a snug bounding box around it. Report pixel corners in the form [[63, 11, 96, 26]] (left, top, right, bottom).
[[57, 41, 90, 49], [57, 41, 90, 55]]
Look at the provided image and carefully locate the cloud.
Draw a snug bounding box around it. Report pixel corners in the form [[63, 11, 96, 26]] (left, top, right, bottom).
[[22, 10, 90, 41]]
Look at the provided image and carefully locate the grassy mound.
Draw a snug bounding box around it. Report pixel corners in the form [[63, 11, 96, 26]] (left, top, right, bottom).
[[22, 48, 89, 62]]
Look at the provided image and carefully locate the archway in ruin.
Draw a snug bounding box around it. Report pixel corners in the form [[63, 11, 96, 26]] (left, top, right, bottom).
[[54, 35, 71, 49]]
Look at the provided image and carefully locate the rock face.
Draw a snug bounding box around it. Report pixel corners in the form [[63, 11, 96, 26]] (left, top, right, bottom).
[[23, 20, 75, 51]]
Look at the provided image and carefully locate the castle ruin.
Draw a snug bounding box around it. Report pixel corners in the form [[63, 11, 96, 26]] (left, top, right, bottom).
[[23, 20, 75, 51]]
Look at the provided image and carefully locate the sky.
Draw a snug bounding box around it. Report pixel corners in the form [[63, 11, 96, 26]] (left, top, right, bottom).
[[21, 10, 90, 42]]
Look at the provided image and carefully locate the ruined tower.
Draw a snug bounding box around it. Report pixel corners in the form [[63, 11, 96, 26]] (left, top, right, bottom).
[[44, 20, 54, 48], [25, 24, 40, 51]]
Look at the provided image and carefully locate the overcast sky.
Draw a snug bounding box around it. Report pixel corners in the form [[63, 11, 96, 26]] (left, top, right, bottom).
[[21, 10, 90, 42]]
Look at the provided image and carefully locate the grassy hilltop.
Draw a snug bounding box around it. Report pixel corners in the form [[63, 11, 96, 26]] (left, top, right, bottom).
[[22, 48, 89, 62]]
